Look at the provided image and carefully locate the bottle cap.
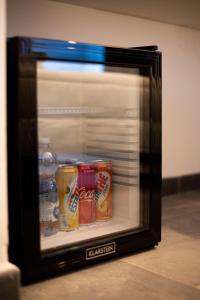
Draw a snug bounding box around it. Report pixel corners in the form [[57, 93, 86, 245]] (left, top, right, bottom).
[[39, 137, 50, 145]]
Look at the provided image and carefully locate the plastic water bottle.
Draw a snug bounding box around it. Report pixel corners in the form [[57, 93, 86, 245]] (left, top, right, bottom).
[[39, 137, 59, 236]]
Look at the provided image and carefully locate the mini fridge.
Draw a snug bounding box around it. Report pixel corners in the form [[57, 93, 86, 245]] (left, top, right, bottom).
[[7, 37, 161, 283]]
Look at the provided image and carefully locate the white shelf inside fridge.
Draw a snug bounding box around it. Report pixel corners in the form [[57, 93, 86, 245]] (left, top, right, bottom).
[[38, 106, 97, 116], [38, 106, 138, 118], [40, 217, 139, 252]]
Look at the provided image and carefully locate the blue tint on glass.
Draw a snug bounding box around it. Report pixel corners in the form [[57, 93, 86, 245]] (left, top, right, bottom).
[[31, 39, 106, 63]]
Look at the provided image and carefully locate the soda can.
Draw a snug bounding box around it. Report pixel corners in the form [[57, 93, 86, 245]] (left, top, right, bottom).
[[55, 164, 79, 231], [94, 160, 112, 221], [77, 162, 96, 225]]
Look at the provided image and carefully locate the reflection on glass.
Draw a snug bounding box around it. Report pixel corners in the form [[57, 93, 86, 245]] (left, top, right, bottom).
[[37, 60, 146, 252]]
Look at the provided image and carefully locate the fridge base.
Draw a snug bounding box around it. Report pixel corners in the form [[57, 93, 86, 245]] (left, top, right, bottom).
[[22, 235, 159, 285]]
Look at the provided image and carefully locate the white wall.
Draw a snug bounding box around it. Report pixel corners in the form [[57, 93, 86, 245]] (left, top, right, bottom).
[[0, 0, 8, 262], [7, 0, 200, 178]]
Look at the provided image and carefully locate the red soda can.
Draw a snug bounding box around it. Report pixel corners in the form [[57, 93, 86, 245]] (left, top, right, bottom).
[[77, 162, 96, 225], [94, 160, 112, 221]]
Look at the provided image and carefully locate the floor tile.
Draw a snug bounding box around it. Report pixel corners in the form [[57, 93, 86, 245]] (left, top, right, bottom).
[[121, 191, 200, 287], [163, 211, 200, 239], [162, 190, 200, 210], [161, 227, 195, 246], [21, 261, 200, 300], [122, 237, 200, 287], [21, 190, 200, 299]]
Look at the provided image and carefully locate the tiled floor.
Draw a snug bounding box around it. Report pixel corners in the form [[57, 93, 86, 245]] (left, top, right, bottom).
[[21, 190, 200, 300]]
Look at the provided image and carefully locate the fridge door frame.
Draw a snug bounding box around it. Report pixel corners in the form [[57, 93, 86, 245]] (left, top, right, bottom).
[[7, 37, 162, 283]]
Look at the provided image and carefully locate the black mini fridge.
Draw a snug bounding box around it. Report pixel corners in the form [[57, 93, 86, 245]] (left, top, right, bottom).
[[7, 37, 161, 283]]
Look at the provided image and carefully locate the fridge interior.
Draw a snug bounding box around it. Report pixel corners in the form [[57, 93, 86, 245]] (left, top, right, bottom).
[[37, 60, 145, 252]]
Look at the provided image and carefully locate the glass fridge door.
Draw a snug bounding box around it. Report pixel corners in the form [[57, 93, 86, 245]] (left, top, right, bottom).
[[37, 60, 150, 253]]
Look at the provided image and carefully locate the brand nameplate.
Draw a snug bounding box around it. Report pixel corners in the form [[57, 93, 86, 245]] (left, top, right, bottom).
[[86, 242, 116, 260]]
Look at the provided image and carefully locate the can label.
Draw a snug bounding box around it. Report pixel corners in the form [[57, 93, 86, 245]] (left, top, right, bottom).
[[95, 162, 112, 221], [56, 166, 79, 231], [64, 177, 79, 214], [78, 164, 96, 225], [96, 171, 111, 212]]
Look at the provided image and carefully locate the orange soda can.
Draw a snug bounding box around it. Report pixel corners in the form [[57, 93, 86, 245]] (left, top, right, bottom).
[[94, 160, 112, 221], [55, 164, 79, 231]]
